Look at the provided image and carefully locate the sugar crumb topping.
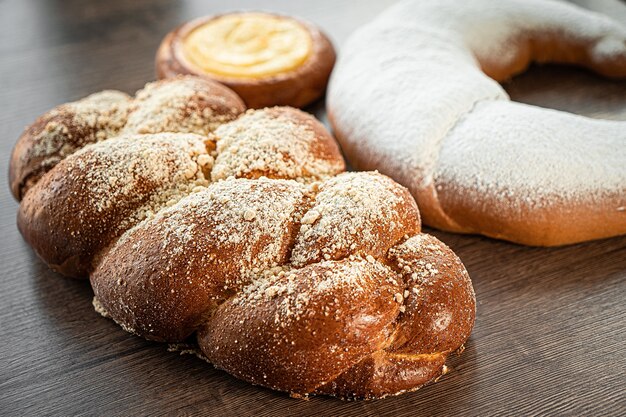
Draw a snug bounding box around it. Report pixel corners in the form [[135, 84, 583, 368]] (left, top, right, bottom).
[[212, 109, 343, 182]]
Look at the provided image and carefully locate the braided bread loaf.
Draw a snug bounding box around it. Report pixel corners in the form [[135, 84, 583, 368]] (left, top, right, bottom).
[[11, 77, 475, 399]]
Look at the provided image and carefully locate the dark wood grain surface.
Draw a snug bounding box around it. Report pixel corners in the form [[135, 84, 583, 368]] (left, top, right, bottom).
[[1, 1, 625, 416]]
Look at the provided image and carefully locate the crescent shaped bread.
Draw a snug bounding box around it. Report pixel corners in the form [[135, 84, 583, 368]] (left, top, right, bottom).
[[11, 77, 476, 399], [327, 0, 626, 246], [156, 12, 336, 109]]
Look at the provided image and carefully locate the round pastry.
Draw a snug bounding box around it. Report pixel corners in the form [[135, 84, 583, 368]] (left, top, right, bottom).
[[11, 78, 476, 399], [156, 12, 336, 109], [328, 0, 626, 246]]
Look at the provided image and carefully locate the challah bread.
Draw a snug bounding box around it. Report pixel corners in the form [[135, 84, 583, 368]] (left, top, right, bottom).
[[12, 78, 475, 398], [156, 12, 336, 109], [328, 0, 626, 246]]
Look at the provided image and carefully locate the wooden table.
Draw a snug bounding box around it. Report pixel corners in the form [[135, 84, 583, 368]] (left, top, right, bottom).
[[1, 1, 624, 415]]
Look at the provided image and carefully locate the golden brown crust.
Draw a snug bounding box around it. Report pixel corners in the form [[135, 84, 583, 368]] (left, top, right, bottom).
[[479, 29, 626, 82], [317, 234, 476, 399], [386, 234, 476, 355], [155, 13, 336, 109], [316, 350, 447, 399], [434, 181, 626, 246], [91, 179, 310, 341], [198, 258, 402, 396]]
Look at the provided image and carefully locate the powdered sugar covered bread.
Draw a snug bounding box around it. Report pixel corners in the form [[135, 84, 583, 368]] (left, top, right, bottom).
[[328, 0, 626, 246], [12, 80, 475, 399]]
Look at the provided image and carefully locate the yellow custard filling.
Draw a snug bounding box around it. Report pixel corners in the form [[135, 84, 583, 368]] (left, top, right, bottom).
[[182, 13, 313, 79]]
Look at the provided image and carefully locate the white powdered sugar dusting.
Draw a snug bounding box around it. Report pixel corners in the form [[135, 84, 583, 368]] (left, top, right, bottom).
[[437, 100, 626, 209], [14, 77, 244, 201], [389, 234, 446, 284], [176, 177, 305, 259], [328, 0, 626, 224]]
